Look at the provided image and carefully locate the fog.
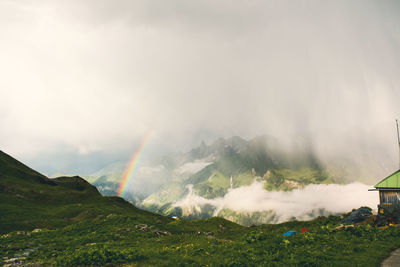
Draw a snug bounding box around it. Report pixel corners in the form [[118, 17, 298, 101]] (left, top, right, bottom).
[[1, 1, 400, 177], [174, 182, 378, 223]]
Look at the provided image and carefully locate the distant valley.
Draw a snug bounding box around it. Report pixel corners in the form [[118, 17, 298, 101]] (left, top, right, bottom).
[[85, 135, 379, 225]]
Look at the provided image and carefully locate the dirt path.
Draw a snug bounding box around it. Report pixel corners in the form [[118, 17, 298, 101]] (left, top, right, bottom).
[[381, 249, 400, 267]]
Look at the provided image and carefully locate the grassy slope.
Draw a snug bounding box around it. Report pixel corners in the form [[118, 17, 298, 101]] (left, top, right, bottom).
[[264, 167, 333, 191], [0, 150, 170, 234], [2, 150, 400, 266], [2, 214, 400, 266]]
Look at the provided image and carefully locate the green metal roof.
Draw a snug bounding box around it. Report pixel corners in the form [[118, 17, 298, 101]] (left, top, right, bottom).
[[375, 170, 400, 188]]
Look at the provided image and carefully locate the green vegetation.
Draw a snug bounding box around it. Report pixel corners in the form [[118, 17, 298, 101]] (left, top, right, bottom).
[[232, 172, 255, 187], [2, 214, 400, 266], [0, 150, 170, 234], [140, 183, 187, 216], [217, 209, 277, 226], [3, 149, 400, 266], [193, 171, 231, 199], [264, 168, 332, 191], [192, 170, 258, 199]]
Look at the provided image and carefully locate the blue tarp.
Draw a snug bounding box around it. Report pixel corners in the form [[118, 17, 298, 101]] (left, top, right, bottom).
[[282, 230, 297, 237]]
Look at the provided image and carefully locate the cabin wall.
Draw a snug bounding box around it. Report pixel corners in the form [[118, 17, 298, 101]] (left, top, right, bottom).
[[379, 191, 400, 205]]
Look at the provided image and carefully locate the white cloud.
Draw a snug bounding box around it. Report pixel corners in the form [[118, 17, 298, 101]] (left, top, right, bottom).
[[174, 182, 378, 223]]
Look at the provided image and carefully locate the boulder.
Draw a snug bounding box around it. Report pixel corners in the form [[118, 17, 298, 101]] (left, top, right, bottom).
[[342, 207, 372, 224]]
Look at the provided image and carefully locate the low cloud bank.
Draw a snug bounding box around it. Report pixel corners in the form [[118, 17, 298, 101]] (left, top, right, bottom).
[[174, 182, 378, 223]]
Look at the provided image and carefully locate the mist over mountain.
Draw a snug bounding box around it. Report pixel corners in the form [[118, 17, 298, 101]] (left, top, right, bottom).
[[1, 0, 400, 178], [85, 135, 382, 225]]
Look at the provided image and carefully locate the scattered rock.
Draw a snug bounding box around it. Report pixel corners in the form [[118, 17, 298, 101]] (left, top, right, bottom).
[[333, 224, 355, 232], [342, 207, 372, 224], [16, 231, 26, 236], [3, 257, 26, 265], [15, 194, 26, 199], [284, 179, 302, 189], [135, 224, 171, 236], [135, 224, 148, 231], [23, 262, 43, 266], [153, 230, 171, 236]]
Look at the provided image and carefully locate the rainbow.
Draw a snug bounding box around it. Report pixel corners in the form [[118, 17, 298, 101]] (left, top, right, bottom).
[[117, 131, 153, 197]]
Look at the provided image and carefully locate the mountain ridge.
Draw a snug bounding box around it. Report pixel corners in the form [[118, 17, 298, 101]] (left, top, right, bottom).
[[0, 150, 170, 234], [84, 135, 338, 224]]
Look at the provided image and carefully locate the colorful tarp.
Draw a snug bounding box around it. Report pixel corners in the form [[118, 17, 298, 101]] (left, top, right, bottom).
[[282, 230, 297, 237]]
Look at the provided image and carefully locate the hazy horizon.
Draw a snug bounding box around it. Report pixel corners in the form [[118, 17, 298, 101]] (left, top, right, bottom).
[[1, 0, 400, 180]]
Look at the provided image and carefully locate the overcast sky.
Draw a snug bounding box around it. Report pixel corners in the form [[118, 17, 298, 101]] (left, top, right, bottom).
[[1, 0, 400, 175]]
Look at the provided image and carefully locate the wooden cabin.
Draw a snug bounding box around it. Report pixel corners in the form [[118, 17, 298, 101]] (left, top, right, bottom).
[[369, 119, 400, 218], [372, 170, 400, 206]]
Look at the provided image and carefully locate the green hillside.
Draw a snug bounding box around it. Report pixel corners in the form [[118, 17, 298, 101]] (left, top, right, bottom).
[[2, 150, 400, 266], [0, 150, 170, 234]]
